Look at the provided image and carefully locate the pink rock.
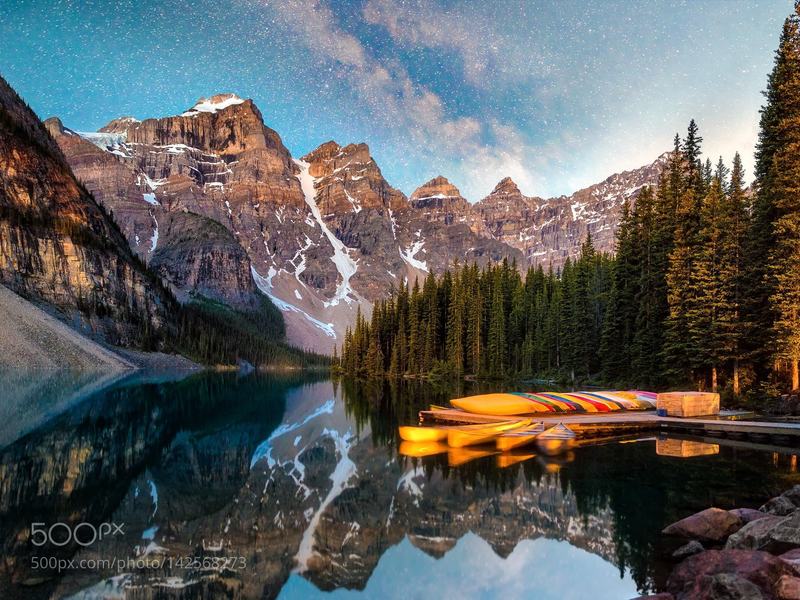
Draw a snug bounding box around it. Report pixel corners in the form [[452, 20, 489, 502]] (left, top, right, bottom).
[[781, 548, 800, 569], [667, 549, 798, 599], [663, 507, 743, 542], [726, 514, 788, 550], [777, 575, 800, 600], [730, 508, 771, 524]]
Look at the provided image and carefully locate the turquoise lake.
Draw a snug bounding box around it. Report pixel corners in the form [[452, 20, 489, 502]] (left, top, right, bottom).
[[0, 373, 798, 599]]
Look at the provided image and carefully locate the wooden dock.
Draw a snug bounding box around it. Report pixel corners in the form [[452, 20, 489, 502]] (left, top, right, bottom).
[[418, 408, 800, 445]]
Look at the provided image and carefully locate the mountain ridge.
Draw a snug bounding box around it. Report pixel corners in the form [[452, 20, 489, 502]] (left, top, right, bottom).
[[50, 91, 668, 353]]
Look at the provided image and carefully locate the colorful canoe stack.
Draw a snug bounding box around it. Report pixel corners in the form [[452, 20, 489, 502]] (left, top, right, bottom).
[[450, 390, 658, 416]]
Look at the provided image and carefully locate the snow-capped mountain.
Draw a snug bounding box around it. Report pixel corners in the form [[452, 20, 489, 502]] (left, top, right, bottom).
[[49, 94, 667, 353]]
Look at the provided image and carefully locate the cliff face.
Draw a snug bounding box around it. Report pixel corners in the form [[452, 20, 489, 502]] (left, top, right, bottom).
[[405, 175, 524, 271], [46, 112, 267, 311], [148, 211, 260, 308], [0, 76, 168, 344], [476, 157, 669, 267]]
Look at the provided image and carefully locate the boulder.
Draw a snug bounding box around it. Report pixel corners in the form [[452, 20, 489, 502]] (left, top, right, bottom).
[[761, 511, 800, 554], [663, 507, 743, 542], [777, 575, 800, 600], [782, 486, 800, 507], [726, 515, 788, 550], [667, 550, 798, 599], [730, 508, 771, 524], [781, 549, 800, 569], [761, 496, 797, 516], [673, 540, 705, 560], [706, 573, 765, 599]]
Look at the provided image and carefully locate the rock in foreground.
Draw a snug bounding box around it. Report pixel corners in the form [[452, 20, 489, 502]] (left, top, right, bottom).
[[667, 549, 799, 599], [662, 507, 743, 542]]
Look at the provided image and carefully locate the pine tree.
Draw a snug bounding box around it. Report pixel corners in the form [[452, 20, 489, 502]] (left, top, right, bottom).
[[765, 2, 800, 390], [446, 271, 465, 374], [664, 121, 707, 386], [687, 170, 726, 390], [465, 264, 483, 374], [487, 271, 508, 376], [601, 199, 638, 382], [718, 153, 750, 395], [632, 186, 666, 386]]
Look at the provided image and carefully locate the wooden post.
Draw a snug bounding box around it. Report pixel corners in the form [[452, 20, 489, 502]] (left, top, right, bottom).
[[733, 358, 740, 396], [793, 358, 799, 392]]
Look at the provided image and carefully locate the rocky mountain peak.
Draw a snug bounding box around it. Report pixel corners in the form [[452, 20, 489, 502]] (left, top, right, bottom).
[[180, 93, 246, 117], [302, 140, 342, 163], [98, 116, 140, 134], [410, 175, 462, 202], [490, 176, 522, 196], [302, 141, 396, 204], [0, 74, 170, 343], [43, 116, 66, 136]]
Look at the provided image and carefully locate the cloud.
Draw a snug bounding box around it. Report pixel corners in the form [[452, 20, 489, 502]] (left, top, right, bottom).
[[252, 0, 551, 199], [362, 0, 551, 88]]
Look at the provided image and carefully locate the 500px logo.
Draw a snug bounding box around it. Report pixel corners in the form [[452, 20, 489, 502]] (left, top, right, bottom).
[[30, 522, 126, 547]]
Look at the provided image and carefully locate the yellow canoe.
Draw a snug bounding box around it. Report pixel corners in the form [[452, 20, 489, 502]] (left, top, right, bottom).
[[399, 426, 450, 442], [450, 393, 537, 416], [448, 447, 496, 467], [399, 440, 450, 457], [447, 419, 532, 448], [496, 452, 537, 468], [496, 423, 546, 451], [449, 391, 658, 416], [536, 423, 577, 455]]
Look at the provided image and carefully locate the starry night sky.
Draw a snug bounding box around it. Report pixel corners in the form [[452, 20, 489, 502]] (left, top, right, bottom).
[[0, 0, 791, 199]]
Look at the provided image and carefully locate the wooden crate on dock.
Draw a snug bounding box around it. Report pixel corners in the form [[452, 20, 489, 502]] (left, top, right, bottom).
[[656, 438, 719, 458], [656, 392, 720, 417]]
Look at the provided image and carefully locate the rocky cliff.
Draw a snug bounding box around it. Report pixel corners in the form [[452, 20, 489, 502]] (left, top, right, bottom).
[[475, 155, 669, 267], [0, 76, 169, 345], [52, 92, 667, 353]]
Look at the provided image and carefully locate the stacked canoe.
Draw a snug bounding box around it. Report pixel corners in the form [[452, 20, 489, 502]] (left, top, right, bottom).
[[450, 390, 656, 416], [397, 390, 657, 462]]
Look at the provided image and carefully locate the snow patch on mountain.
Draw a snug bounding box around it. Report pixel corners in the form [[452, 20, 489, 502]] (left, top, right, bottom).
[[251, 266, 336, 338], [400, 229, 428, 272], [294, 159, 359, 307], [250, 398, 335, 469], [76, 131, 127, 150], [397, 465, 425, 506], [294, 427, 357, 572], [149, 212, 159, 253], [344, 189, 362, 213], [181, 94, 245, 117]]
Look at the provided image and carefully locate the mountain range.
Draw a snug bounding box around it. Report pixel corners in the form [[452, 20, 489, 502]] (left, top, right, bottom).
[[5, 81, 668, 354]]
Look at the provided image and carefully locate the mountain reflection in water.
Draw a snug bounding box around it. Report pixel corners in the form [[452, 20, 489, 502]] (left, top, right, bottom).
[[0, 373, 798, 599]]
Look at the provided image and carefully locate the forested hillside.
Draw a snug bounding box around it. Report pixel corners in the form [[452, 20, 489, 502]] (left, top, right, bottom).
[[339, 112, 799, 397]]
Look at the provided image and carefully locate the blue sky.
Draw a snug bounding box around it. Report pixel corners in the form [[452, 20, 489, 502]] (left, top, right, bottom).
[[0, 0, 791, 199], [279, 533, 636, 600]]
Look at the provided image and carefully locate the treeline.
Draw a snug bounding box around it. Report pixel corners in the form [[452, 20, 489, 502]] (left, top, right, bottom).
[[338, 3, 800, 395], [337, 248, 612, 382], [174, 296, 329, 369]]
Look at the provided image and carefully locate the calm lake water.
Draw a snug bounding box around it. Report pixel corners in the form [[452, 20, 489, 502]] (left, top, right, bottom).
[[0, 372, 799, 599]]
